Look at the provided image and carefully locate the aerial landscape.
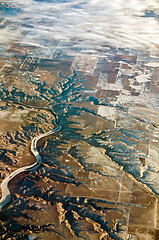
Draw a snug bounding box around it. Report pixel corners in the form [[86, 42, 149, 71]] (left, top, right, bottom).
[[0, 0, 159, 239]]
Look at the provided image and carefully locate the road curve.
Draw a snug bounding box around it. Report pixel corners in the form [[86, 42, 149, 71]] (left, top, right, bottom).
[[0, 104, 62, 211]]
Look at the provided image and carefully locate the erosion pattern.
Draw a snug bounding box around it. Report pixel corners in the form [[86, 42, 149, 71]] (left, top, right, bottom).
[[0, 102, 62, 211], [0, 69, 157, 240], [0, 73, 129, 240]]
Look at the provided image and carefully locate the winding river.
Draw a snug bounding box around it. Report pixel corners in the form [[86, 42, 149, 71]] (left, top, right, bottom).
[[0, 102, 62, 211]]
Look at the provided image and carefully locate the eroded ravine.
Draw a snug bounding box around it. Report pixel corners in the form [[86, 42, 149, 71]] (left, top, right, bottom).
[[0, 70, 158, 239], [0, 101, 62, 211]]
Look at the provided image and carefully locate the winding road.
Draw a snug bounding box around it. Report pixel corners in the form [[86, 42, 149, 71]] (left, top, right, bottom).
[[0, 103, 62, 211]]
